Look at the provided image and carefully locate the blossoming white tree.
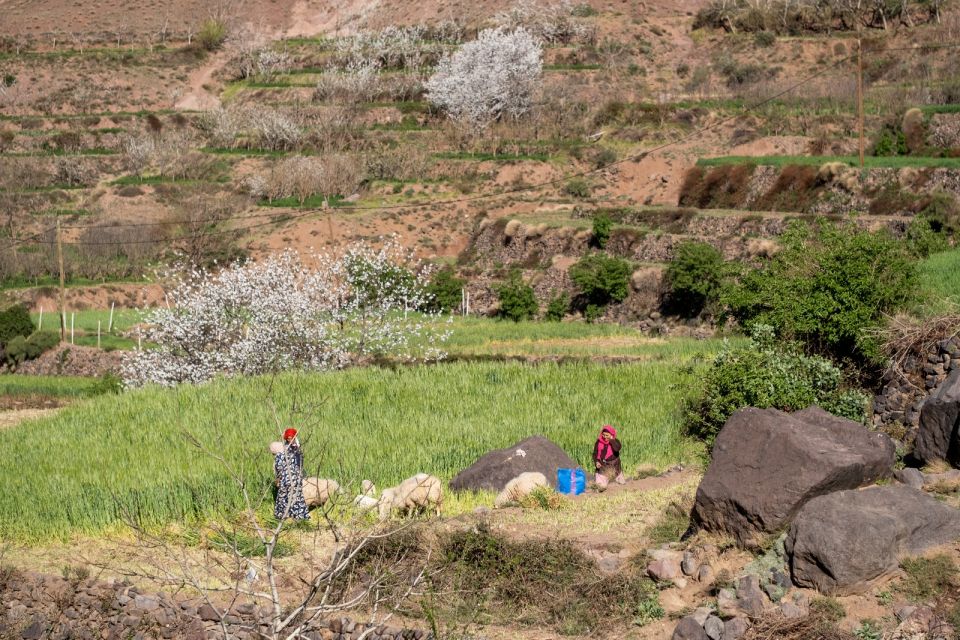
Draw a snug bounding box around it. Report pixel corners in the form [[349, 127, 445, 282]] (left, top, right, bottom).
[[424, 27, 543, 131], [122, 240, 448, 387]]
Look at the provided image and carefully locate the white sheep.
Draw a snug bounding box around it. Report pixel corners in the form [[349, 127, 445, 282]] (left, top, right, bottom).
[[353, 480, 379, 512], [269, 441, 284, 455], [378, 473, 443, 520], [494, 472, 549, 508], [302, 477, 341, 508]]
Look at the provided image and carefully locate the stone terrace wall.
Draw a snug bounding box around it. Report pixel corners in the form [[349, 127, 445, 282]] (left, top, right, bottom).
[[1, 569, 432, 640]]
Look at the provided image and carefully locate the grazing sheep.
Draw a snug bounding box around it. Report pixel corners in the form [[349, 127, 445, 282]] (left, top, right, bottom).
[[378, 473, 443, 520], [302, 477, 341, 508], [353, 480, 379, 512], [494, 472, 549, 508]]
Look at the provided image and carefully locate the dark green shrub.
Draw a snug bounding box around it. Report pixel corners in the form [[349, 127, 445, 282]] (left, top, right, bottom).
[[4, 335, 28, 366], [25, 330, 58, 359], [424, 266, 465, 313], [591, 147, 618, 170], [197, 19, 227, 51], [664, 241, 725, 317], [497, 271, 538, 322], [564, 178, 591, 198], [569, 254, 631, 309], [684, 325, 869, 446], [592, 213, 612, 249], [571, 3, 599, 16], [874, 126, 908, 156], [753, 31, 776, 47], [920, 191, 960, 234], [905, 217, 948, 258], [0, 304, 34, 347], [92, 372, 124, 395], [720, 220, 917, 364], [545, 292, 569, 321]]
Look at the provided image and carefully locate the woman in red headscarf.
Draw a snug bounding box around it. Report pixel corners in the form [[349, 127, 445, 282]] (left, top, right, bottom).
[[273, 428, 310, 521], [593, 425, 624, 491]]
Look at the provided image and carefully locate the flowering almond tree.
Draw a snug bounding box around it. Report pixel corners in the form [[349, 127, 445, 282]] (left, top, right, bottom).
[[425, 27, 543, 131], [122, 240, 448, 387]]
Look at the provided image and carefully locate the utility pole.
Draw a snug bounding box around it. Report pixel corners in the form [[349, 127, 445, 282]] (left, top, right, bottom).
[[857, 35, 865, 169], [56, 219, 66, 342]]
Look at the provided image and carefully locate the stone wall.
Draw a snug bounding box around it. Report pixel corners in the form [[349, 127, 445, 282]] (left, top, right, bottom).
[[873, 334, 960, 436], [0, 569, 431, 640]]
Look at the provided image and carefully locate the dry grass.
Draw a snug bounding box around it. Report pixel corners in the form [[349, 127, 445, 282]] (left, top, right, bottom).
[[874, 313, 960, 392]]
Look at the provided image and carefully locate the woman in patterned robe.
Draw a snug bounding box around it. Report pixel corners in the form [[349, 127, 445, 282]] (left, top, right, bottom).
[[273, 428, 310, 521]]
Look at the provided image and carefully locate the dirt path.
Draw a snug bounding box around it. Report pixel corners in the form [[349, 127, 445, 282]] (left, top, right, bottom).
[[175, 50, 230, 111]]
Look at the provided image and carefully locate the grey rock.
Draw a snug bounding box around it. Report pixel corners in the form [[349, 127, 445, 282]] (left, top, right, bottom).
[[691, 607, 713, 626], [736, 576, 768, 616], [915, 368, 960, 466], [716, 588, 738, 617], [895, 605, 917, 622], [598, 555, 621, 573], [673, 577, 689, 589], [648, 558, 681, 582], [672, 616, 709, 640], [723, 617, 750, 640], [786, 485, 960, 594], [132, 595, 159, 612], [20, 622, 46, 640], [692, 406, 895, 546], [449, 436, 577, 492], [697, 564, 715, 583], [681, 552, 700, 577], [197, 604, 221, 622], [896, 467, 925, 489], [704, 615, 724, 640], [781, 602, 805, 619]]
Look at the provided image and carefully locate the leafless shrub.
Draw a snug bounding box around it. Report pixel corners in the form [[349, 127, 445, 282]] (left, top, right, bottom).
[[494, 0, 595, 43], [196, 107, 244, 149], [314, 59, 384, 104], [247, 106, 303, 151], [251, 155, 365, 204], [305, 108, 365, 154], [53, 157, 95, 187], [365, 147, 432, 182]]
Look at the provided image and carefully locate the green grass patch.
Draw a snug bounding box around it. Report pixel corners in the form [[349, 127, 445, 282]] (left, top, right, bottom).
[[698, 155, 960, 169], [0, 375, 102, 399], [917, 248, 960, 316], [111, 173, 229, 186], [898, 555, 958, 602], [32, 308, 145, 334], [919, 104, 960, 115], [0, 357, 708, 542], [0, 275, 146, 291]]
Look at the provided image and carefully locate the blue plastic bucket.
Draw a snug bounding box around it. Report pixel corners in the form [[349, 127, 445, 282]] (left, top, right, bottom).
[[556, 468, 586, 495]]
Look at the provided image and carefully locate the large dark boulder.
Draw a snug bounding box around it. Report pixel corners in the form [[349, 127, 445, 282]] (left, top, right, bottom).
[[786, 485, 960, 595], [449, 435, 577, 492], [915, 368, 960, 467], [692, 406, 895, 547]]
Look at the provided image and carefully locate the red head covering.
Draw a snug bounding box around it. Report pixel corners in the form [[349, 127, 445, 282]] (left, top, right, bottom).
[[283, 428, 298, 441], [596, 425, 617, 462]]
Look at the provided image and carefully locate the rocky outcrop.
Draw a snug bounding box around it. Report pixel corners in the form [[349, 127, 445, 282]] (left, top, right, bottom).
[[692, 406, 895, 547], [786, 485, 960, 594], [449, 435, 577, 492], [874, 333, 960, 435], [914, 367, 960, 466]]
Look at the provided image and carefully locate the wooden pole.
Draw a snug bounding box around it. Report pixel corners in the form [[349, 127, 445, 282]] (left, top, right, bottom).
[[38, 306, 43, 331], [56, 219, 66, 342], [108, 301, 115, 333], [97, 320, 101, 349], [857, 35, 865, 169]]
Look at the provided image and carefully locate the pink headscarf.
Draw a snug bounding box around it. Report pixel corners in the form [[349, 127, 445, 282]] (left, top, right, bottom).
[[596, 425, 617, 462]]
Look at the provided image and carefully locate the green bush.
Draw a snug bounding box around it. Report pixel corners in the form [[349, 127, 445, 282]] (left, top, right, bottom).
[[4, 336, 28, 366], [545, 292, 569, 321], [905, 217, 948, 258], [592, 213, 612, 249], [564, 178, 591, 198], [569, 254, 631, 310], [753, 31, 776, 47], [721, 220, 917, 364], [664, 241, 725, 317], [0, 304, 34, 347], [497, 271, 538, 322], [5, 330, 59, 367], [424, 266, 465, 313], [874, 126, 908, 156], [684, 325, 869, 446], [920, 191, 960, 234], [197, 19, 227, 51]]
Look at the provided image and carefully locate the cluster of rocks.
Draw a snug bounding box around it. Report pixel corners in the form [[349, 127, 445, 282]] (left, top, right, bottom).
[[1, 570, 431, 640], [672, 403, 960, 639], [873, 334, 960, 434], [13, 345, 122, 378]]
